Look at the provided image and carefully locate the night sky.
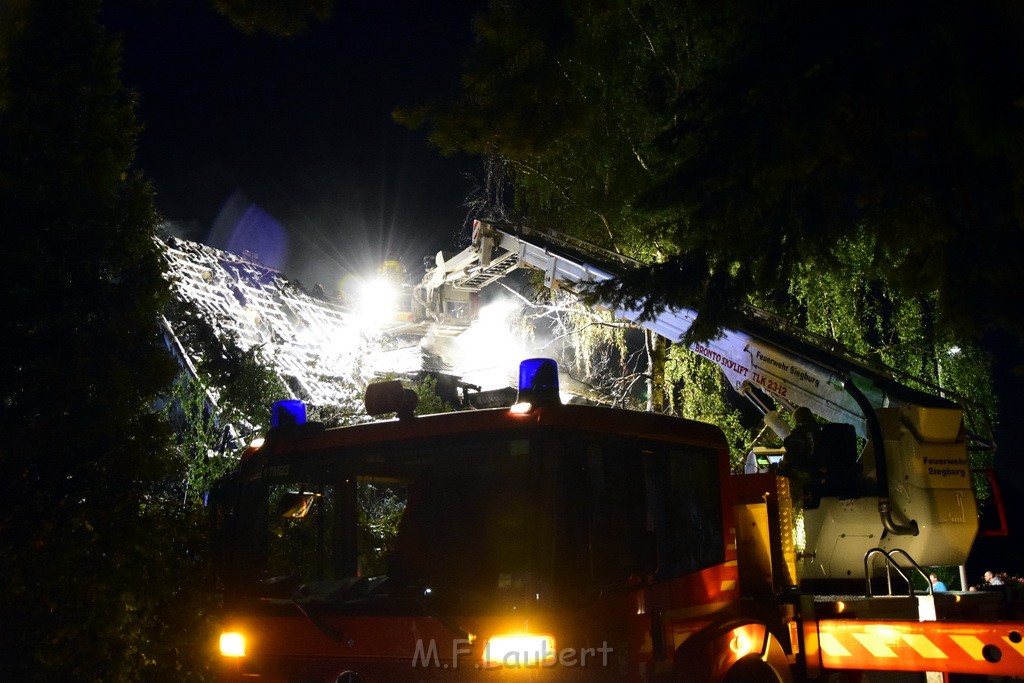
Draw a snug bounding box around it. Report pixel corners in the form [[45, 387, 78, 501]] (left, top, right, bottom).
[[102, 0, 484, 292]]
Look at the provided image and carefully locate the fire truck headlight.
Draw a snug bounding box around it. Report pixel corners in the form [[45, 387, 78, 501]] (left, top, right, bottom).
[[219, 631, 246, 657], [482, 633, 556, 668]]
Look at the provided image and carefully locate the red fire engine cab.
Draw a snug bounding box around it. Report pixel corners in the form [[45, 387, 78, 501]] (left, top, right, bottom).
[[211, 358, 1024, 682], [212, 359, 787, 681]]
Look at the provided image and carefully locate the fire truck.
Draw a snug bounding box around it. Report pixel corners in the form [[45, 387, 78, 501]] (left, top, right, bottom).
[[210, 221, 1024, 681]]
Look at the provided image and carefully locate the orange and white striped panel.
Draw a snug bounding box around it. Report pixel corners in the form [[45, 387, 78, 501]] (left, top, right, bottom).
[[818, 620, 1024, 677], [720, 559, 738, 593]]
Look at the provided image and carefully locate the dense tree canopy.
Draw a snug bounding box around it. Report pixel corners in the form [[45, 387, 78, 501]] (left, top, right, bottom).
[[401, 0, 1024, 348], [633, 0, 1024, 344], [0, 0, 413, 678], [0, 1, 218, 678], [212, 0, 333, 37], [397, 0, 672, 258]]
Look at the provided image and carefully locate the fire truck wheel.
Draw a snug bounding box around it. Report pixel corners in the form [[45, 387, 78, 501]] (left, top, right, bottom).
[[673, 618, 792, 682], [723, 654, 786, 683]]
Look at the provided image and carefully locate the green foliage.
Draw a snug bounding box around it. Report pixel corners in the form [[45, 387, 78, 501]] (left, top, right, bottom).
[[539, 290, 648, 407], [0, 1, 220, 679], [212, 0, 332, 37], [165, 374, 241, 505], [408, 0, 1024, 350], [633, 0, 1024, 346], [358, 483, 406, 576], [778, 237, 998, 459], [531, 288, 628, 381], [162, 298, 292, 502], [666, 345, 750, 472], [396, 0, 673, 261], [413, 374, 456, 415], [164, 300, 290, 425]]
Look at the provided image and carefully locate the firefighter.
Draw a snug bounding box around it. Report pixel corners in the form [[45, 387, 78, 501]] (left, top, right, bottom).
[[779, 407, 818, 478], [779, 406, 825, 507]]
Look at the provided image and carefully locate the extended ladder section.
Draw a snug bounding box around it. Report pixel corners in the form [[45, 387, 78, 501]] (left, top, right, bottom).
[[423, 220, 984, 442]]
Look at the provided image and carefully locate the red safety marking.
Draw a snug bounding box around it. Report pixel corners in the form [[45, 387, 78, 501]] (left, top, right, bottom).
[[817, 620, 1024, 676]]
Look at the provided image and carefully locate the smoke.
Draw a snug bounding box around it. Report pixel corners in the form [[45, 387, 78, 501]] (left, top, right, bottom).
[[417, 294, 531, 390]]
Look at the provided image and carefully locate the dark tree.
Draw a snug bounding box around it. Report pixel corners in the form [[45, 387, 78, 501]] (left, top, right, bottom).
[[0, 1, 203, 679], [213, 0, 333, 37], [609, 0, 1024, 345], [401, 0, 1024, 348]]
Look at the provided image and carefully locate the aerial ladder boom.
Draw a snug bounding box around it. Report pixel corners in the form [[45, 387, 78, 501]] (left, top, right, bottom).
[[415, 219, 990, 579], [418, 220, 963, 436]]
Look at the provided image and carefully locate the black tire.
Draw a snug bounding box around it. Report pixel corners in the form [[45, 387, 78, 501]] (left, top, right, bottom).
[[723, 654, 785, 683]]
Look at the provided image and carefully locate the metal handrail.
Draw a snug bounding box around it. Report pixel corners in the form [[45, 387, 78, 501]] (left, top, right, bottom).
[[863, 547, 933, 597]]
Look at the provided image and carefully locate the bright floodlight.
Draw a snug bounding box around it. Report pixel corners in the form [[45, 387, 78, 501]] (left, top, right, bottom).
[[360, 276, 396, 310], [356, 276, 398, 327]]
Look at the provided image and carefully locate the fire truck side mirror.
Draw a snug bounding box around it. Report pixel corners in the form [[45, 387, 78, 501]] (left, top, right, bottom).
[[276, 492, 315, 519]]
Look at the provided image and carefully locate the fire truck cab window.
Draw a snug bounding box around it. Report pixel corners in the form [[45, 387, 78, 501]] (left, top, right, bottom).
[[243, 431, 723, 609], [568, 438, 724, 588]]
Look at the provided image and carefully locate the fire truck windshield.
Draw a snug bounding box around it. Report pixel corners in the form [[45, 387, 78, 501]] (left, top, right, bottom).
[[221, 429, 724, 615]]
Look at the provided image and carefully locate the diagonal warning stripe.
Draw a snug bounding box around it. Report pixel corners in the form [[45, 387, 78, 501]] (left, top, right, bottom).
[[1004, 636, 1024, 660], [949, 635, 986, 660], [819, 633, 852, 658], [901, 634, 947, 659], [852, 633, 898, 658], [817, 620, 1024, 676]]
